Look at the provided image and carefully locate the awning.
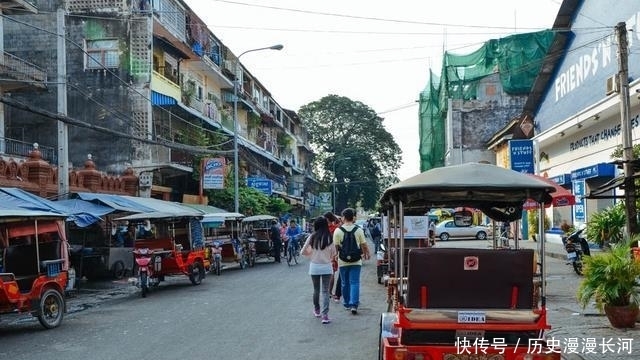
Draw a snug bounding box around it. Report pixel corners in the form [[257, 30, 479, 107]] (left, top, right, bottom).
[[523, 173, 576, 210], [75, 192, 156, 213], [272, 190, 304, 206]]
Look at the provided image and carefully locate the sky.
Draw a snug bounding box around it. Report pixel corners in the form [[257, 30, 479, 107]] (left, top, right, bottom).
[[185, 0, 563, 181]]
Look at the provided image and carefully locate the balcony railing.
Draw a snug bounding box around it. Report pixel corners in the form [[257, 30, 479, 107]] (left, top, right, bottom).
[[1, 138, 56, 164], [0, 51, 46, 88]]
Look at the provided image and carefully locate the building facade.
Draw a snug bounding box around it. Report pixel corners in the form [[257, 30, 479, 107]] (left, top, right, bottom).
[[0, 0, 317, 215], [533, 0, 640, 227]]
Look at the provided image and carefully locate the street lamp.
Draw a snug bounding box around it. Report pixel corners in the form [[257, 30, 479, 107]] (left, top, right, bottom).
[[232, 44, 283, 213], [332, 157, 351, 213]]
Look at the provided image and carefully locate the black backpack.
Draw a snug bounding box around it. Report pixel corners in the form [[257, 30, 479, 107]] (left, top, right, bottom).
[[338, 226, 362, 262]]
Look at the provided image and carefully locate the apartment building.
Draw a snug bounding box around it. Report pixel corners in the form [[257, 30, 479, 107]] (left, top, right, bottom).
[[0, 0, 316, 214]]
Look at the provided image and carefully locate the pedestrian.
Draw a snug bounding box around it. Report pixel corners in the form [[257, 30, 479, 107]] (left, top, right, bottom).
[[333, 208, 370, 315], [280, 221, 288, 257], [428, 220, 436, 247], [301, 216, 337, 324], [371, 219, 382, 252], [269, 219, 282, 263], [324, 211, 341, 302]]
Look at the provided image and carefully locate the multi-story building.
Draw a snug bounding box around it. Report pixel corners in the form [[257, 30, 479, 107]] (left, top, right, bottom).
[[0, 0, 316, 215]]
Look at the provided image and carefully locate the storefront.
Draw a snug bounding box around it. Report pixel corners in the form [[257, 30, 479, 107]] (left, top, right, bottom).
[[532, 2, 640, 226]]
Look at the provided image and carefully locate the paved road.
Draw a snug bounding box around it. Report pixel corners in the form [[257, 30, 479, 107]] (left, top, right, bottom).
[[1, 238, 637, 360]]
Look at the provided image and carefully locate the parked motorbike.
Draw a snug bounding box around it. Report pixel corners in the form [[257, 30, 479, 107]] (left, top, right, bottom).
[[133, 248, 160, 297], [376, 242, 389, 285], [561, 228, 591, 275], [210, 241, 222, 276]]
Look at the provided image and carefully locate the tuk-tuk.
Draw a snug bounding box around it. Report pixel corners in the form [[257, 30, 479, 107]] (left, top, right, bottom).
[[241, 214, 278, 267], [116, 212, 209, 297], [377, 163, 561, 359], [0, 211, 72, 329], [201, 212, 247, 274]]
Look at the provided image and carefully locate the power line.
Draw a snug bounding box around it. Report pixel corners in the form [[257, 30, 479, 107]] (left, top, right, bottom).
[[0, 95, 232, 156]]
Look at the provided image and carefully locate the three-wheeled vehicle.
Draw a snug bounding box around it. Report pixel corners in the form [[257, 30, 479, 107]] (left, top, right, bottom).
[[117, 211, 209, 297], [377, 162, 561, 359], [0, 210, 72, 329], [202, 212, 247, 274], [241, 214, 278, 267]]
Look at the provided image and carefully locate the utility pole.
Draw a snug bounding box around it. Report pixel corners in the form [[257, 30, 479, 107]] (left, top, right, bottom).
[[615, 22, 638, 238], [57, 8, 69, 199]]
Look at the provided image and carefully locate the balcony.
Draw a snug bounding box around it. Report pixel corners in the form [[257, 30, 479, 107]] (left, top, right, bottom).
[[66, 0, 126, 13], [151, 71, 180, 101], [0, 137, 56, 164], [0, 51, 46, 91]]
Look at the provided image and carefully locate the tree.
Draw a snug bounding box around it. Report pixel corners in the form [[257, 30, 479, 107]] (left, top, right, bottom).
[[298, 95, 402, 210]]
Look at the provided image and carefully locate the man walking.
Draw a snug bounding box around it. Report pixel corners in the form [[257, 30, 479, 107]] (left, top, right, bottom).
[[333, 208, 370, 314], [269, 219, 282, 263]]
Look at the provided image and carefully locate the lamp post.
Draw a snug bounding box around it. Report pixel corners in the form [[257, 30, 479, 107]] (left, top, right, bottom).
[[232, 44, 283, 213], [332, 157, 351, 213]]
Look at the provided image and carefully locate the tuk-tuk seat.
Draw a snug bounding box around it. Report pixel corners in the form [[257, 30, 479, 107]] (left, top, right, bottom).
[[406, 248, 534, 309]]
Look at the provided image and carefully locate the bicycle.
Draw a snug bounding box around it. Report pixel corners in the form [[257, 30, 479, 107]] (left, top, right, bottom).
[[287, 236, 301, 266]]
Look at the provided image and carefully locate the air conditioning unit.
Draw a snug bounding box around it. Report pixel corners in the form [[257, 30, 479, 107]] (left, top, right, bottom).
[[606, 75, 619, 95]]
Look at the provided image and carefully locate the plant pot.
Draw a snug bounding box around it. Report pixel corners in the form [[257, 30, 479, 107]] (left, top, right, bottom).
[[604, 304, 639, 328]]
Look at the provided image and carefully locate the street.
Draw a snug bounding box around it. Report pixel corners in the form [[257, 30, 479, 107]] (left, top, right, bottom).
[[0, 240, 638, 360]]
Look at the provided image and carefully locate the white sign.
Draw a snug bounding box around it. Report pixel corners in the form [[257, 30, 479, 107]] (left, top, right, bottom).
[[457, 311, 486, 324], [382, 216, 428, 239]]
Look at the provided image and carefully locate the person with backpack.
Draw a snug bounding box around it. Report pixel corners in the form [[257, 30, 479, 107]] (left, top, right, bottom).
[[301, 216, 337, 324], [333, 208, 370, 315]]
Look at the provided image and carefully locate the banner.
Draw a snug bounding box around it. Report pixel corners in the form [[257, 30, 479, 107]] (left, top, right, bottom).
[[202, 158, 226, 189]]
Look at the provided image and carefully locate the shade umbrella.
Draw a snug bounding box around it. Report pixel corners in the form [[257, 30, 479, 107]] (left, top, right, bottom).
[[523, 173, 576, 210]]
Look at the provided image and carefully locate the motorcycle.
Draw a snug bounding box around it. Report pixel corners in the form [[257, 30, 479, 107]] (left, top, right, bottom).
[[210, 241, 222, 276], [133, 248, 160, 297], [376, 242, 389, 285], [561, 228, 591, 275]]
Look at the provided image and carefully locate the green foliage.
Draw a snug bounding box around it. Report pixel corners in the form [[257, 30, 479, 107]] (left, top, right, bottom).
[[577, 238, 640, 311], [527, 210, 550, 236], [298, 95, 402, 210], [585, 203, 626, 246]]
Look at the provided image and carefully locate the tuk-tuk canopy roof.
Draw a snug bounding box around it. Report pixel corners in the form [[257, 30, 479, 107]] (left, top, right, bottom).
[[242, 214, 277, 222], [380, 163, 555, 222]]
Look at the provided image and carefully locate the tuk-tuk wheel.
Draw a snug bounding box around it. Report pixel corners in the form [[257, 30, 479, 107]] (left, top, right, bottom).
[[239, 255, 246, 269], [38, 288, 65, 329], [111, 260, 126, 280], [189, 262, 205, 285]]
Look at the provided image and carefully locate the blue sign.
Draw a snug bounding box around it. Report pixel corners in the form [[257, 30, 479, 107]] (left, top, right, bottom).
[[573, 179, 585, 222], [508, 139, 534, 173], [550, 173, 571, 186], [570, 163, 616, 180], [247, 177, 272, 196]]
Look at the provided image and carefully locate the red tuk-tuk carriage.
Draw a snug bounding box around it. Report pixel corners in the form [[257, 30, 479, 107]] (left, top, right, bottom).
[[116, 211, 209, 297], [377, 163, 561, 359], [0, 211, 71, 329]]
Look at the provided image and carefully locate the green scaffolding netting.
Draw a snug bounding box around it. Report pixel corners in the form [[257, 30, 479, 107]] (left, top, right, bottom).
[[418, 30, 555, 172]]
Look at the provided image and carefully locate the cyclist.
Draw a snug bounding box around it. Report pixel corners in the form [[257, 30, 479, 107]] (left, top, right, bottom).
[[285, 220, 302, 256]]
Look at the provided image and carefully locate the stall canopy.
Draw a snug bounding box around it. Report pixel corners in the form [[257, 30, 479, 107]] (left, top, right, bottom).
[[0, 188, 114, 227], [522, 173, 576, 210], [74, 192, 156, 213]]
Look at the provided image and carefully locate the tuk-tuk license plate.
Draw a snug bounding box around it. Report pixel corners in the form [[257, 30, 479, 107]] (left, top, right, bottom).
[[458, 311, 486, 323], [567, 252, 577, 260]]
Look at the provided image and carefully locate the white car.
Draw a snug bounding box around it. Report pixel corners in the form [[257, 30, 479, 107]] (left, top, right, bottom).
[[435, 220, 492, 241]]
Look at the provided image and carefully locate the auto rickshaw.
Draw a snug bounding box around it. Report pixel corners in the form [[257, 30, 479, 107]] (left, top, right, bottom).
[[0, 211, 72, 329], [117, 211, 209, 296], [241, 214, 278, 267], [377, 162, 562, 359], [202, 211, 247, 274]]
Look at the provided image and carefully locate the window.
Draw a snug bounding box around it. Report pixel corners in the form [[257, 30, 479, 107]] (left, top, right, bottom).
[[85, 39, 120, 69]]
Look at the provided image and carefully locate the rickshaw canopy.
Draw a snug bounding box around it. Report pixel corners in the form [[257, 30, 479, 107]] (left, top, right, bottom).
[[380, 162, 555, 222], [242, 215, 277, 222]]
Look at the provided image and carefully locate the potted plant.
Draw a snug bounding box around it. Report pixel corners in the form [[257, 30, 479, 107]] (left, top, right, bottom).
[[584, 203, 626, 248], [576, 239, 640, 328]]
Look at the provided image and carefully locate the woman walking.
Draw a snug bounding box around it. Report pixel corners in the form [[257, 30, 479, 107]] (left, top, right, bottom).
[[301, 217, 337, 324]]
